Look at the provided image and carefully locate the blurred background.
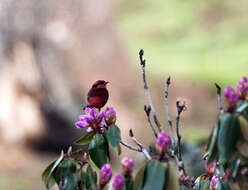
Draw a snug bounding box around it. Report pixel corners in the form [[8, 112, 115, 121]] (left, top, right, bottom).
[[0, 0, 247, 189]]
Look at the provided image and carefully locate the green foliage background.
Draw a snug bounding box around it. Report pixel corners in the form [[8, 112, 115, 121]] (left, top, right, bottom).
[[117, 0, 248, 86]]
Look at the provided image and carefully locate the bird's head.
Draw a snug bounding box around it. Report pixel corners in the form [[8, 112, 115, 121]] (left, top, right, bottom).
[[92, 80, 109, 89]]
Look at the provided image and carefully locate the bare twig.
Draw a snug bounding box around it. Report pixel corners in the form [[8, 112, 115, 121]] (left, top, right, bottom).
[[120, 140, 141, 152], [215, 83, 224, 115], [129, 129, 152, 160], [139, 49, 161, 132], [144, 105, 158, 138], [175, 100, 187, 175], [164, 77, 176, 146]]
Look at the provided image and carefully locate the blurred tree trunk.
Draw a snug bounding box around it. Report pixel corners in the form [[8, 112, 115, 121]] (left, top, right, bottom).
[[0, 0, 134, 152]]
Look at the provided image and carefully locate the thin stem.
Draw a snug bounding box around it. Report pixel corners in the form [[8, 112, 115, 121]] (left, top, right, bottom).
[[139, 49, 161, 132], [164, 77, 176, 146], [144, 105, 158, 138], [215, 83, 224, 115], [232, 159, 240, 178], [120, 140, 141, 152], [129, 129, 152, 160], [176, 100, 187, 176]]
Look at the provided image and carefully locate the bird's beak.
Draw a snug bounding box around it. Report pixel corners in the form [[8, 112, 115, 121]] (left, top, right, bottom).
[[104, 81, 109, 85]]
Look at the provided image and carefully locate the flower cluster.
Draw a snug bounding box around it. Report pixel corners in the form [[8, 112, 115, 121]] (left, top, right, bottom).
[[112, 173, 124, 190], [223, 86, 238, 111], [156, 131, 171, 156], [99, 163, 112, 188], [237, 76, 248, 100], [75, 107, 116, 133], [223, 76, 248, 112], [121, 157, 134, 176]]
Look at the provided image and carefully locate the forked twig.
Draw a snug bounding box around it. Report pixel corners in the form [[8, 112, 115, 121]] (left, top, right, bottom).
[[144, 105, 158, 138], [139, 49, 161, 132], [175, 100, 187, 175], [129, 129, 151, 160], [165, 77, 176, 146]]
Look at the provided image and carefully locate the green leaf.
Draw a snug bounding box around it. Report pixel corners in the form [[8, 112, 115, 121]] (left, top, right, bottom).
[[105, 125, 121, 147], [124, 177, 134, 190], [239, 116, 248, 141], [179, 185, 190, 190], [86, 164, 97, 189], [204, 121, 220, 162], [55, 159, 77, 190], [116, 143, 122, 155], [133, 160, 150, 190], [75, 131, 95, 145], [217, 180, 231, 190], [199, 181, 210, 190], [89, 134, 109, 169], [217, 113, 241, 164], [236, 102, 248, 114], [237, 139, 248, 158], [71, 149, 86, 162], [142, 160, 166, 190], [77, 169, 86, 190], [41, 154, 63, 188]]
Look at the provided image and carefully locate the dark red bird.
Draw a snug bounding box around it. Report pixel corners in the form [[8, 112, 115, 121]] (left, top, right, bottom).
[[87, 80, 109, 110]]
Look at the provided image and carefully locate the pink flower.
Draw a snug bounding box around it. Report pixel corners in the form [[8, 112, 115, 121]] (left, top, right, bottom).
[[156, 131, 171, 156], [99, 164, 112, 188], [112, 173, 124, 190], [210, 175, 220, 190], [237, 76, 248, 100], [105, 107, 116, 126], [75, 107, 106, 132], [223, 86, 238, 112], [121, 157, 134, 175], [204, 158, 216, 175]]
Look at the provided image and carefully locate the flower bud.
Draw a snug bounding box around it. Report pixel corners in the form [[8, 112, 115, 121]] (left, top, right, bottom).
[[223, 86, 238, 112], [99, 164, 112, 188], [237, 76, 248, 100], [210, 175, 220, 190], [156, 131, 171, 156], [121, 157, 134, 176], [112, 173, 124, 190], [204, 158, 216, 175], [105, 107, 116, 126]]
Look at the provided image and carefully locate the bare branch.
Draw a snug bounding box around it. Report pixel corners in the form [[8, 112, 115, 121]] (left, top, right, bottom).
[[129, 129, 152, 160], [164, 76, 176, 146], [144, 105, 158, 138], [215, 83, 224, 114], [175, 100, 187, 176], [120, 140, 141, 152], [139, 49, 161, 132]]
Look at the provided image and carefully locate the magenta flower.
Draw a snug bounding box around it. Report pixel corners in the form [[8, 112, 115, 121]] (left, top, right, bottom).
[[210, 175, 220, 190], [105, 107, 116, 126], [121, 157, 134, 175], [156, 131, 171, 156], [75, 107, 106, 132], [99, 163, 112, 188], [223, 86, 238, 112], [204, 158, 216, 175], [112, 173, 124, 190], [237, 76, 248, 100]]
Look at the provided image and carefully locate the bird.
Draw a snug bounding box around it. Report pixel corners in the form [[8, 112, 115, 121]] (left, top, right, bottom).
[[86, 80, 109, 111]]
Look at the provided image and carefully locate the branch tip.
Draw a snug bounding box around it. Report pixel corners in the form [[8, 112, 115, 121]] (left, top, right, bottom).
[[166, 76, 171, 85], [215, 83, 221, 94], [129, 129, 134, 137]]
